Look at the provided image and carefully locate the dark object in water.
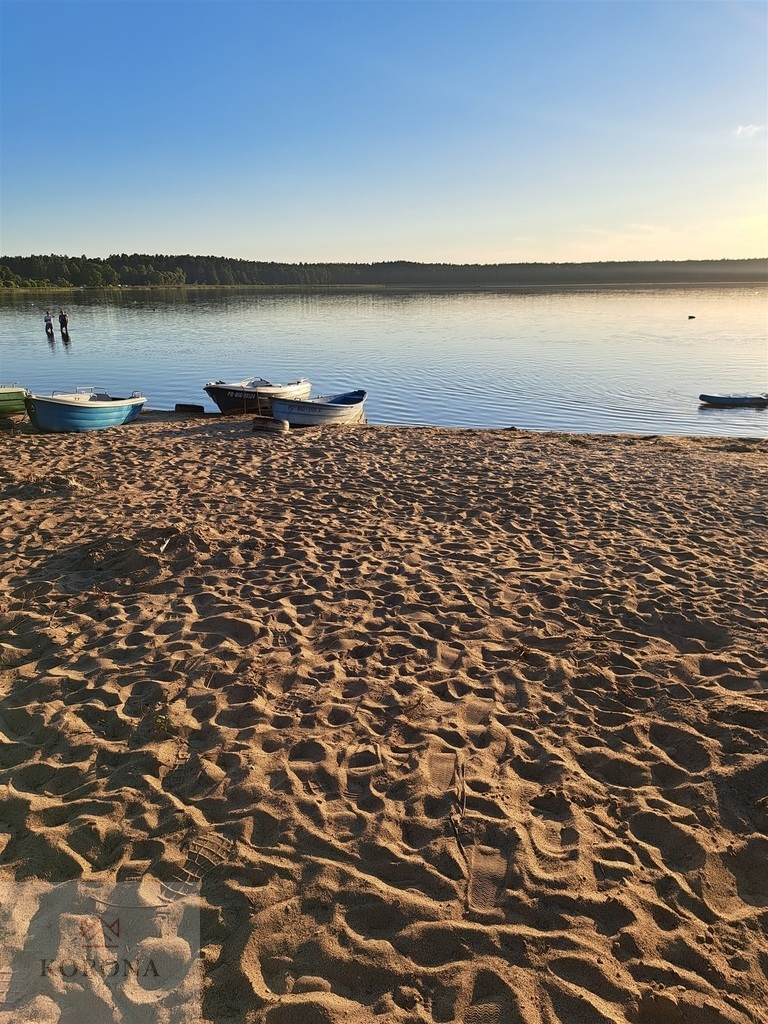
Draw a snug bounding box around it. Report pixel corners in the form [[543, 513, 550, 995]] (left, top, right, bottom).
[[699, 393, 768, 408]]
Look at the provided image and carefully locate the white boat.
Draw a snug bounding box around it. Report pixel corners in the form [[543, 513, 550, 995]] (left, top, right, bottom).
[[204, 377, 311, 415], [270, 389, 368, 426]]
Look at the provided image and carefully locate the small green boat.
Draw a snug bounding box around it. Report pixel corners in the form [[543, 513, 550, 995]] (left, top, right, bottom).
[[0, 384, 28, 419]]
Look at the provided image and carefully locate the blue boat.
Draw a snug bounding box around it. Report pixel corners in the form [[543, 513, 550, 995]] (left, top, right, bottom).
[[699, 393, 768, 408], [25, 387, 147, 432]]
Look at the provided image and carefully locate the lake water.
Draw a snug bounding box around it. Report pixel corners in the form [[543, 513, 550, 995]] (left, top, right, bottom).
[[1, 286, 766, 437]]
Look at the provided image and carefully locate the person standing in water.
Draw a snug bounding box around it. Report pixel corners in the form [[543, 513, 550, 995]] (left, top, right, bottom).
[[58, 309, 69, 333], [44, 311, 54, 334]]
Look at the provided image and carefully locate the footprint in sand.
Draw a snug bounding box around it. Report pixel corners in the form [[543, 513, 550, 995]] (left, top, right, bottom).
[[648, 722, 711, 773], [629, 810, 706, 874], [423, 746, 457, 791], [633, 988, 754, 1024], [462, 811, 518, 914], [268, 686, 318, 727], [11, 761, 99, 800], [511, 789, 583, 893], [593, 841, 637, 883], [462, 970, 520, 1023], [164, 752, 225, 799], [467, 844, 510, 911], [721, 837, 768, 909], [464, 1005, 502, 1024], [161, 833, 234, 900]]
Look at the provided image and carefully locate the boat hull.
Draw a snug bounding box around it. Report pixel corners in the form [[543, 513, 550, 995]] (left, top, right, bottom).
[[699, 393, 768, 408], [270, 389, 368, 426], [204, 378, 311, 415], [25, 391, 147, 432], [0, 386, 28, 418]]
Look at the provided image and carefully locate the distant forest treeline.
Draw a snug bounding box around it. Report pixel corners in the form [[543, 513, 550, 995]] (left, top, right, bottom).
[[1, 253, 766, 289]]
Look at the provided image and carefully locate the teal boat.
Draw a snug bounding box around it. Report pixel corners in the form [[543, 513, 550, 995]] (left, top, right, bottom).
[[0, 384, 28, 418], [25, 387, 147, 433]]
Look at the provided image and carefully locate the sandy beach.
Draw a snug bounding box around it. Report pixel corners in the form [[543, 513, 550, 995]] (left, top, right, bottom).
[[1, 412, 767, 1024]]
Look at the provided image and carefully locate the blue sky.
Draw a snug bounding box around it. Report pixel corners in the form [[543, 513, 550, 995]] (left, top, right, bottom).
[[1, 0, 766, 263]]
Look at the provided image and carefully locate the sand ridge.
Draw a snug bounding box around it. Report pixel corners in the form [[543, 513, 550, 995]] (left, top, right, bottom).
[[1, 414, 767, 1023]]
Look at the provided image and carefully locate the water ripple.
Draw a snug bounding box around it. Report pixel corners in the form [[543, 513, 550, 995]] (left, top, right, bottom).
[[2, 287, 766, 438]]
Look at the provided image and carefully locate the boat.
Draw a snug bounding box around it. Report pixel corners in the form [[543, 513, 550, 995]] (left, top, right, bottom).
[[0, 384, 28, 419], [204, 377, 311, 415], [699, 393, 768, 408], [24, 388, 147, 432], [270, 389, 368, 426]]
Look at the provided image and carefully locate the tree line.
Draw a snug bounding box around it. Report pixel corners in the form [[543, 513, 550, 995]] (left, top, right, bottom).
[[1, 253, 765, 289]]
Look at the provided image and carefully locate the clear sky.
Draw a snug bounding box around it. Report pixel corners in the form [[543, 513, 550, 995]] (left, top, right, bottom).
[[1, 0, 766, 264]]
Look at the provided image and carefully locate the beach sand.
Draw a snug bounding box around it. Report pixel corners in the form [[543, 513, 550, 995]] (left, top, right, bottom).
[[1, 412, 767, 1024]]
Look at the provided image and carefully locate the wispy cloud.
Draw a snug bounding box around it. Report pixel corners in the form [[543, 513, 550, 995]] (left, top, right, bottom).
[[734, 124, 766, 138]]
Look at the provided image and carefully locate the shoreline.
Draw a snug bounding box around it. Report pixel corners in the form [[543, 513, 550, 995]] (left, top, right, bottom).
[[1, 418, 767, 1023], [7, 407, 768, 439], [3, 278, 767, 297]]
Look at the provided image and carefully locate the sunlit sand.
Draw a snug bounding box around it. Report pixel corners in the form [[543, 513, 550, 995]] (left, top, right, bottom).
[[1, 412, 766, 1023]]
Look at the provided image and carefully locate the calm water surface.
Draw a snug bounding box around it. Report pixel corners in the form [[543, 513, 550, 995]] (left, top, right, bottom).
[[1, 287, 766, 437]]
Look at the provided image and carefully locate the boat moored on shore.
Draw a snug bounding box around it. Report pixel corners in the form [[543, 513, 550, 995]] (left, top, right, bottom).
[[0, 384, 28, 419], [25, 388, 147, 432], [270, 389, 368, 426], [204, 377, 311, 415]]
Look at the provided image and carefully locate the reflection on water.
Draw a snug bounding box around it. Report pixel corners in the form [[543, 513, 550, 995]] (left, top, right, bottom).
[[1, 286, 766, 437]]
